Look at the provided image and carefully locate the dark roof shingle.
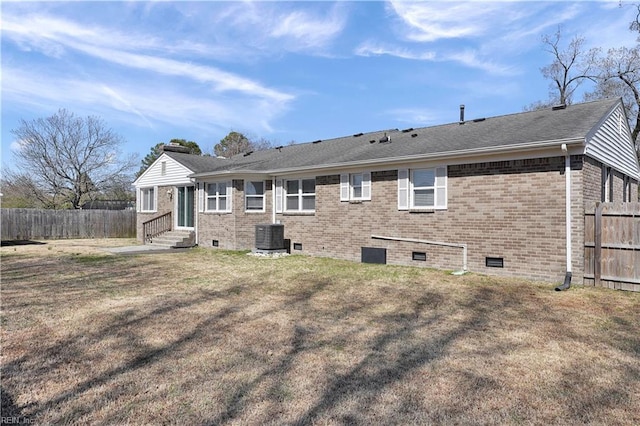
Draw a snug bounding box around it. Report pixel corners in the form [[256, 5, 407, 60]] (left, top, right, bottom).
[[187, 98, 619, 176]]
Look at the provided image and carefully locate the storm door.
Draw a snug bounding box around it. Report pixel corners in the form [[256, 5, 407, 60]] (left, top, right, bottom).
[[177, 185, 195, 228]]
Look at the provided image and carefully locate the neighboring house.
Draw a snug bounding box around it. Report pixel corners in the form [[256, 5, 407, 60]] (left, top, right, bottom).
[[134, 98, 640, 284]]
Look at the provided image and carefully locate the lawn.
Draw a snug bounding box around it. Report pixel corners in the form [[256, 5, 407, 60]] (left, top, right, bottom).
[[1, 239, 639, 425]]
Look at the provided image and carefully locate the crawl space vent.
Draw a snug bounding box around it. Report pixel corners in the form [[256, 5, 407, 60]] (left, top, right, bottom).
[[485, 257, 504, 268], [412, 252, 427, 261]]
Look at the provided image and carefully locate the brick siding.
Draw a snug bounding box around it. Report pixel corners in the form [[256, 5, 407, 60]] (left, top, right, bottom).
[[136, 184, 174, 242], [138, 154, 639, 284]]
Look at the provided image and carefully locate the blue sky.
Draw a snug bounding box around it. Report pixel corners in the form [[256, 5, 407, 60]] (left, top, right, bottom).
[[1, 1, 638, 166]]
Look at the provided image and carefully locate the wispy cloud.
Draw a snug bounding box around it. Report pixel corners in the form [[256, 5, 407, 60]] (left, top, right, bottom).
[[387, 1, 511, 42], [355, 42, 516, 76], [2, 65, 288, 137], [386, 107, 442, 126], [192, 1, 347, 55], [355, 41, 436, 60], [2, 13, 292, 102], [269, 6, 347, 50], [443, 50, 517, 76], [1, 9, 296, 139]]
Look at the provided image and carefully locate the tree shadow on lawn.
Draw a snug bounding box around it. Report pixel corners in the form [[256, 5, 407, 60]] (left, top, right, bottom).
[[2, 284, 250, 422], [202, 285, 501, 425], [2, 259, 638, 424]]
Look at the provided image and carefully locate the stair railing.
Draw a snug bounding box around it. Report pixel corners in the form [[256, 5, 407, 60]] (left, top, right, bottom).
[[142, 212, 172, 243]]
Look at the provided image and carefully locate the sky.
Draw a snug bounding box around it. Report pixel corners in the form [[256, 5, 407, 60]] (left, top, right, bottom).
[[2, 0, 639, 168]]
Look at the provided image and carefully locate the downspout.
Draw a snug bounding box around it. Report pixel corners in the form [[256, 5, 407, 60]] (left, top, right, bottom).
[[272, 177, 276, 224], [194, 180, 199, 246], [555, 144, 572, 291]]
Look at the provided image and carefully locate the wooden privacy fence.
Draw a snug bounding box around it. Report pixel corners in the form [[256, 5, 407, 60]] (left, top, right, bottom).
[[1, 208, 136, 240], [584, 202, 640, 292]]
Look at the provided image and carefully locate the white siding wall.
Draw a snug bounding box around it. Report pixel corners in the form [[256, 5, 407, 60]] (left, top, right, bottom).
[[134, 153, 195, 188], [585, 103, 640, 180]]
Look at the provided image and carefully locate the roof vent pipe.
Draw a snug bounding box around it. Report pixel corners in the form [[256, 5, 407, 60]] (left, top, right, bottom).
[[459, 104, 465, 124]]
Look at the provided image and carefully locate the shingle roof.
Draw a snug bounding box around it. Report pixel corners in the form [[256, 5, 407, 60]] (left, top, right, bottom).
[[188, 98, 621, 176], [162, 152, 226, 174]]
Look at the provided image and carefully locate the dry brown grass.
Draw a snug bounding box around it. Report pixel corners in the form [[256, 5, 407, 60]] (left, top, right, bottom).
[[1, 239, 639, 425]]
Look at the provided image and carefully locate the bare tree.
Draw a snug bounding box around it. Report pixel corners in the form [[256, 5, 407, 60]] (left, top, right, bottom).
[[539, 28, 599, 106], [587, 46, 640, 144], [9, 109, 137, 209], [0, 172, 48, 208]]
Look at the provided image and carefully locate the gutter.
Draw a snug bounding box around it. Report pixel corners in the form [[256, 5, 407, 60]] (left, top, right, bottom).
[[189, 137, 585, 179], [555, 143, 573, 291]]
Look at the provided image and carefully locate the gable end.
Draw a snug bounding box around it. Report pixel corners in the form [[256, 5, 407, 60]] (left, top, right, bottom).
[[134, 153, 195, 187], [585, 102, 640, 180]]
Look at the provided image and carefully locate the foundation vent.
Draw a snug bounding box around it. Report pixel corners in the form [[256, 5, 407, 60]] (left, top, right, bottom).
[[485, 257, 504, 268]]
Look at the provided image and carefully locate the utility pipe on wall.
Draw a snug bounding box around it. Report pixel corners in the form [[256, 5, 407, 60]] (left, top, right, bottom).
[[371, 235, 467, 273], [556, 144, 572, 291]]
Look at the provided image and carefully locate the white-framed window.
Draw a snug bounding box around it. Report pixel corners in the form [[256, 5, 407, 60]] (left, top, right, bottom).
[[245, 181, 265, 212], [205, 181, 232, 212], [139, 187, 156, 212], [623, 175, 634, 202], [281, 178, 315, 212], [398, 167, 447, 210], [340, 172, 371, 201], [602, 166, 613, 202]]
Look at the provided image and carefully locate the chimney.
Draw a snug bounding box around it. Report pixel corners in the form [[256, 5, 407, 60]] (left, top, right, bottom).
[[459, 104, 465, 124], [161, 143, 191, 153]]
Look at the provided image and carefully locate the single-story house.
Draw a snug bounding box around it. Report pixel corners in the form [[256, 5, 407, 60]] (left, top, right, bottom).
[[134, 98, 640, 285]]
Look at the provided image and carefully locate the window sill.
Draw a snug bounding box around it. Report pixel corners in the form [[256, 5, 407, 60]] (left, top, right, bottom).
[[408, 208, 443, 213], [244, 210, 266, 214], [282, 211, 315, 216]]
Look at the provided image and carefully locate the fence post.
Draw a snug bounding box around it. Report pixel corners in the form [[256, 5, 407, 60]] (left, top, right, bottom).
[[594, 202, 603, 286]]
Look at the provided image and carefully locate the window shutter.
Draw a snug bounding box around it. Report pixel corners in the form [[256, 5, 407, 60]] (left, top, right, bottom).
[[153, 186, 158, 212], [226, 181, 233, 212], [435, 167, 447, 208], [398, 169, 409, 210], [136, 188, 141, 212], [340, 174, 349, 201], [362, 172, 371, 200], [275, 179, 283, 213], [198, 183, 204, 213]]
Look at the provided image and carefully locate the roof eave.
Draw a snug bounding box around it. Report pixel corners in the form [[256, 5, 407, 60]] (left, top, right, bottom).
[[188, 137, 586, 179], [270, 137, 587, 176]]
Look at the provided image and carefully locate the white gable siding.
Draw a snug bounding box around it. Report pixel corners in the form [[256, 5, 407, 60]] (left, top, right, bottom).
[[134, 153, 195, 188], [585, 103, 640, 180]]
